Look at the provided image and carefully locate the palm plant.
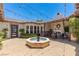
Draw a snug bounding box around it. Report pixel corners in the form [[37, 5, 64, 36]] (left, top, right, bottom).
[[2, 28, 8, 38], [19, 29, 26, 38]]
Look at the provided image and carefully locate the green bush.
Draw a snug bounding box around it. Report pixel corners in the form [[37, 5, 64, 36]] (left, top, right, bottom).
[[20, 33, 37, 38], [2, 28, 8, 38], [0, 32, 4, 42], [19, 29, 25, 33], [19, 29, 25, 38], [19, 29, 37, 38], [0, 30, 8, 47], [24, 33, 37, 38], [0, 32, 4, 48], [27, 34, 37, 37]]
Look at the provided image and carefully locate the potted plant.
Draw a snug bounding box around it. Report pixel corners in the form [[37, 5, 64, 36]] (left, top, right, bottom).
[[2, 28, 8, 38], [19, 29, 26, 38]]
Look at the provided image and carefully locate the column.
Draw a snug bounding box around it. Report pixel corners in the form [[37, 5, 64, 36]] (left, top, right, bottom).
[[39, 26, 41, 34], [29, 25, 30, 34], [26, 25, 27, 33], [41, 26, 42, 34], [42, 26, 44, 34], [33, 25, 34, 34], [24, 25, 26, 33]]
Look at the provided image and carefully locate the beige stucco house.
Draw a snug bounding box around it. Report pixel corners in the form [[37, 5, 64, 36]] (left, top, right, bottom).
[[0, 3, 69, 38], [0, 3, 45, 38]]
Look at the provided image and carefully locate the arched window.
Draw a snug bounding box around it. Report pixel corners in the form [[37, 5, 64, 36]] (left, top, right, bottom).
[[34, 26, 36, 34], [26, 26, 29, 33], [30, 26, 33, 33]]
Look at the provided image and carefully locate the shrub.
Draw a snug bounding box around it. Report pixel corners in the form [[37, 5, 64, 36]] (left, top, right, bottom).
[[23, 33, 37, 38], [19, 29, 25, 33], [19, 29, 25, 38], [0, 32, 4, 43], [2, 28, 8, 38], [19, 29, 37, 38], [28, 34, 37, 37], [0, 32, 4, 48]]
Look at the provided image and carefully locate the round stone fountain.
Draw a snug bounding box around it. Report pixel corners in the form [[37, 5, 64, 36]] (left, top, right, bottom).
[[26, 34, 50, 48]]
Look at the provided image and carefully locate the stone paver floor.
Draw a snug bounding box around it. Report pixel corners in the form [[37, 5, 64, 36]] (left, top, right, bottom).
[[0, 38, 79, 56]]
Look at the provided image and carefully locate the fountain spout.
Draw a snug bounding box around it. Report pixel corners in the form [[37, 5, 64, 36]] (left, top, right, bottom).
[[37, 33, 40, 41]]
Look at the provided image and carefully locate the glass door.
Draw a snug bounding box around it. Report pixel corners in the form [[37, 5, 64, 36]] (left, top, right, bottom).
[[11, 25, 18, 38]]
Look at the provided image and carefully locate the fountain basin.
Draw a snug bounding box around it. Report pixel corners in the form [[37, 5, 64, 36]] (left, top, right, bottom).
[[26, 37, 50, 48]]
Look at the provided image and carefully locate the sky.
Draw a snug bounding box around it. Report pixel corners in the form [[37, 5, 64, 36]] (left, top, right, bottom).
[[4, 3, 75, 22]]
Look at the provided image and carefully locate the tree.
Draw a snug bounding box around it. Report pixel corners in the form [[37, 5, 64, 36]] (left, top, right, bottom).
[[69, 16, 79, 43]]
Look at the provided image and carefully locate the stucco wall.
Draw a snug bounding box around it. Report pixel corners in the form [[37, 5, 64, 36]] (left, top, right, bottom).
[[45, 21, 65, 33], [64, 20, 69, 27], [0, 22, 25, 38], [0, 21, 45, 38], [0, 20, 68, 38], [45, 22, 51, 31]]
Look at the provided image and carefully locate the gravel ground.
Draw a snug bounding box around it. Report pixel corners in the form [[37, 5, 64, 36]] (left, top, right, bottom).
[[0, 38, 79, 56]]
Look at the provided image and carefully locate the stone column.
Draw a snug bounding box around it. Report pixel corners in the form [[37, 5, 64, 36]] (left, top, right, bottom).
[[39, 26, 41, 34], [29, 25, 30, 34], [33, 25, 34, 34]]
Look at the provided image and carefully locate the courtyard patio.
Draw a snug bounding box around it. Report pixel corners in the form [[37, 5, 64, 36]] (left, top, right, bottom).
[[0, 38, 79, 56]]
